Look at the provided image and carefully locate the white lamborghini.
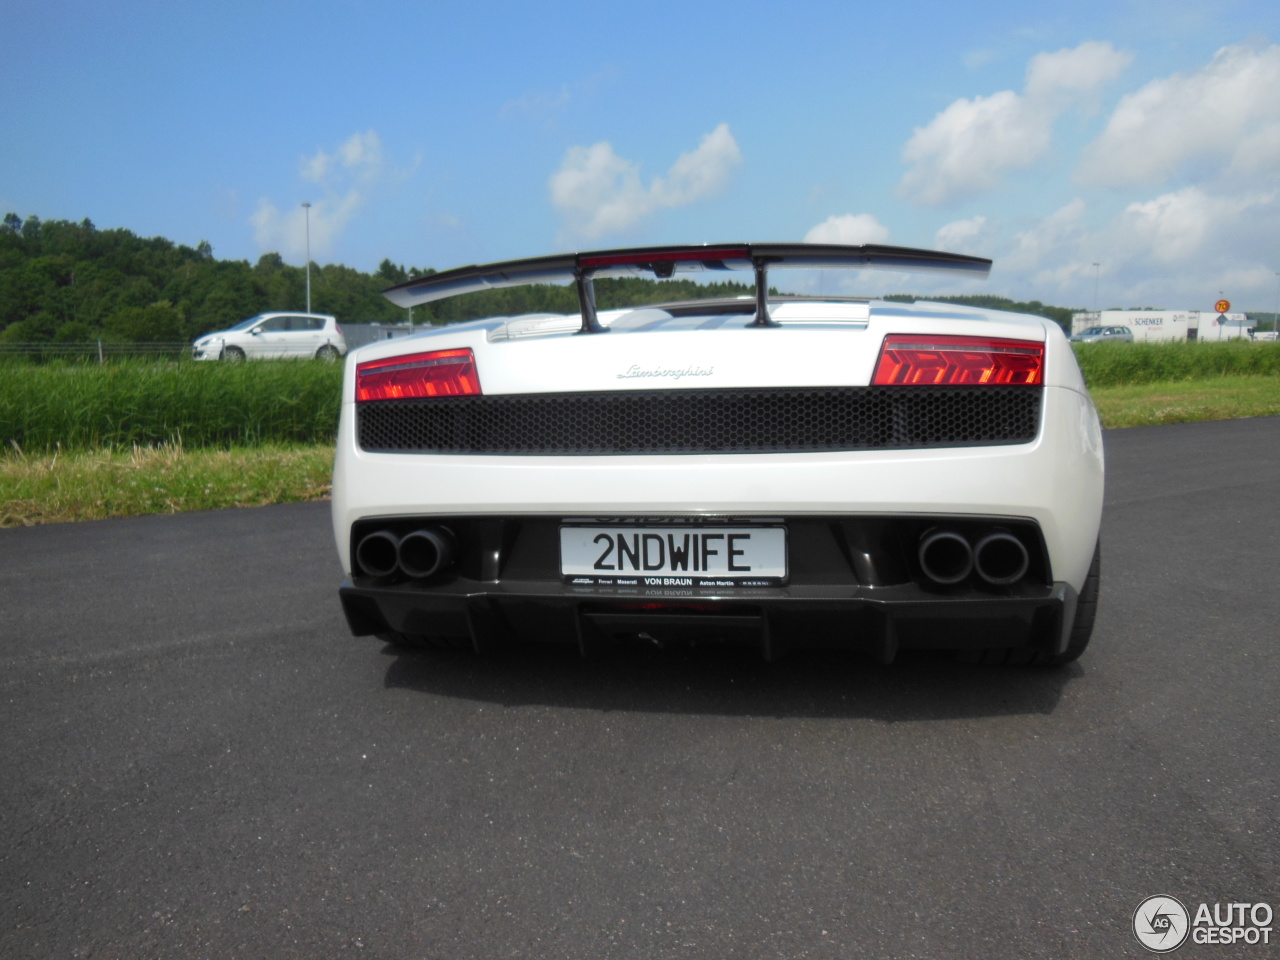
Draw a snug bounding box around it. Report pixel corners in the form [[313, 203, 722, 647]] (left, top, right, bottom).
[[332, 243, 1103, 665]]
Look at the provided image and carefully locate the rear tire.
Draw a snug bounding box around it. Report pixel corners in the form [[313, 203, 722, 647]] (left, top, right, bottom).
[[316, 345, 340, 362], [965, 538, 1100, 667], [377, 631, 472, 651], [1047, 538, 1101, 665]]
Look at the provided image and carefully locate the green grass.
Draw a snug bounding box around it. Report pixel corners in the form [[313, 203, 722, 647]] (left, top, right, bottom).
[[1073, 340, 1280, 387], [0, 441, 334, 526], [1088, 375, 1280, 428], [0, 358, 342, 453]]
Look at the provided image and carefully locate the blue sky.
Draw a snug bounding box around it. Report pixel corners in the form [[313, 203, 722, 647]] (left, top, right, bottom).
[[3, 0, 1279, 309]]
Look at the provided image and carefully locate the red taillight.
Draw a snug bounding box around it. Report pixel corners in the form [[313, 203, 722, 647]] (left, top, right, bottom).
[[872, 335, 1044, 386], [355, 348, 481, 402]]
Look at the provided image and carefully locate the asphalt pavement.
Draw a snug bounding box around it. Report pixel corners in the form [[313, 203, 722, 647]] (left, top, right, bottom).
[[1, 417, 1278, 959]]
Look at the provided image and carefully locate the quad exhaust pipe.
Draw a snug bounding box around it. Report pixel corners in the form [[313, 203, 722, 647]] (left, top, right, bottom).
[[972, 531, 1030, 585], [918, 530, 973, 585], [356, 526, 456, 580], [918, 528, 1030, 587], [355, 530, 401, 578], [397, 527, 455, 579]]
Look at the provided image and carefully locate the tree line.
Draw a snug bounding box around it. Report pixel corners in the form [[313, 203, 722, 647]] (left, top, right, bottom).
[[0, 214, 427, 344], [1, 213, 1083, 343]]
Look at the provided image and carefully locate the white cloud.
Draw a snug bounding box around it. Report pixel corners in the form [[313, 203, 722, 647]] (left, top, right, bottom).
[[1216, 264, 1280, 298], [299, 130, 384, 185], [251, 194, 364, 263], [300, 152, 331, 183], [1024, 41, 1132, 107], [549, 123, 741, 238], [548, 142, 647, 238], [934, 215, 989, 253], [964, 49, 996, 70], [338, 130, 383, 170], [1077, 44, 1280, 188], [1003, 199, 1088, 275], [899, 91, 1044, 206], [803, 213, 890, 245], [651, 124, 742, 207], [1230, 121, 1280, 177], [897, 44, 1280, 308], [1118, 187, 1274, 263], [252, 131, 387, 260], [899, 41, 1131, 206], [960, 187, 1278, 308]]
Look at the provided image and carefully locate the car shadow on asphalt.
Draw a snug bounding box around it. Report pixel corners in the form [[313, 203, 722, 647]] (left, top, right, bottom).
[[380, 641, 1082, 722]]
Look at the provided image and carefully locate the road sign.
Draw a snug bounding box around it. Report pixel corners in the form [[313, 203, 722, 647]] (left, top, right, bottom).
[[1215, 299, 1231, 314]]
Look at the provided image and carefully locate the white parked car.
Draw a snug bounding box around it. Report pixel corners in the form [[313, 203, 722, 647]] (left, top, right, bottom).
[[1070, 325, 1133, 343], [332, 244, 1104, 665], [192, 312, 347, 361]]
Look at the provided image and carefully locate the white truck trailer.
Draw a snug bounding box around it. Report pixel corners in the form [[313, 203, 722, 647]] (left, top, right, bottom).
[[1071, 310, 1252, 342]]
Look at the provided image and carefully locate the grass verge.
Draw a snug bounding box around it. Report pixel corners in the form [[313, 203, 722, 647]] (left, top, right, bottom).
[[1089, 375, 1280, 428], [0, 358, 342, 452], [1074, 340, 1280, 387], [1, 441, 333, 527]]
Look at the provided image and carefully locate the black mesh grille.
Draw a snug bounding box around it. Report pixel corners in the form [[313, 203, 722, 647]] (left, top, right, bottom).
[[357, 386, 1041, 455]]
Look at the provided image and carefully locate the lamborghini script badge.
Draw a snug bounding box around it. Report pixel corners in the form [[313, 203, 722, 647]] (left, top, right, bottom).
[[616, 363, 714, 381]]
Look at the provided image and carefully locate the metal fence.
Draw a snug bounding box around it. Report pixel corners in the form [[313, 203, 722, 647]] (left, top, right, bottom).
[[339, 323, 418, 350], [0, 341, 192, 361]]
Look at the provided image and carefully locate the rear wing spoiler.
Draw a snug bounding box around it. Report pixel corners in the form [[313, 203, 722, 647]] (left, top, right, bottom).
[[382, 242, 991, 334]]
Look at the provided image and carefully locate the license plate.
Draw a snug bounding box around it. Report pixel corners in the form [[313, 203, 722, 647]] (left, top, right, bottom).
[[560, 525, 787, 586]]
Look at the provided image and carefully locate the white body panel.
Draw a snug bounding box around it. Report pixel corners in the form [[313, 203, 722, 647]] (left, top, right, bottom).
[[344, 301, 1062, 394], [332, 300, 1103, 593]]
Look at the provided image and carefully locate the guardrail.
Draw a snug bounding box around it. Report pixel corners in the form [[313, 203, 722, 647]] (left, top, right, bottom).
[[0, 341, 191, 361]]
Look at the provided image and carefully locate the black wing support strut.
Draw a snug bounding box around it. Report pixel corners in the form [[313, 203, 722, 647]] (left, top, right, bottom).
[[575, 269, 604, 335], [747, 257, 780, 328]]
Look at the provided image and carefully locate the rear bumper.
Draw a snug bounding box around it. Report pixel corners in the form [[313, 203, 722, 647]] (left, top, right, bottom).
[[332, 386, 1105, 593], [339, 577, 1077, 662]]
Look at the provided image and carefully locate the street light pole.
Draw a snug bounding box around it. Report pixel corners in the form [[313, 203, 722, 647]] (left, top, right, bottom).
[[1274, 271, 1279, 336], [1092, 262, 1100, 314], [302, 202, 312, 314]]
